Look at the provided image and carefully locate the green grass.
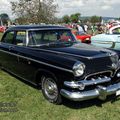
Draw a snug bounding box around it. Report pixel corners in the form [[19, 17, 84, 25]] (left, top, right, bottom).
[[0, 33, 3, 40], [0, 70, 120, 120]]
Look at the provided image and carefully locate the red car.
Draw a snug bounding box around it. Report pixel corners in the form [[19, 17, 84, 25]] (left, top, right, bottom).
[[0, 26, 6, 32], [73, 31, 91, 43]]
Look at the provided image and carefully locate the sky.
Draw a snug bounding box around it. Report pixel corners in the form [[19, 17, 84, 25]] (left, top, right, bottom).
[[0, 0, 120, 19]]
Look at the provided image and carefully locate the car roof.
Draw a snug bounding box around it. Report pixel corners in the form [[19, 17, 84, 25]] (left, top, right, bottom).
[[7, 25, 70, 31]]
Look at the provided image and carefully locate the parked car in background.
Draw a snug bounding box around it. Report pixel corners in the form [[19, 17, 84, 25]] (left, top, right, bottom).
[[72, 31, 91, 43], [91, 25, 120, 51], [0, 25, 120, 104], [0, 26, 6, 32]]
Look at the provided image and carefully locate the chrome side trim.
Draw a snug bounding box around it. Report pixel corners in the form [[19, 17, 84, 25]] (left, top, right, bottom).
[[60, 82, 120, 101], [0, 49, 73, 73]]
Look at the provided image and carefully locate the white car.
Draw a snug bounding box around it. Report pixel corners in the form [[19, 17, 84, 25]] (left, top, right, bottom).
[[91, 25, 120, 50]]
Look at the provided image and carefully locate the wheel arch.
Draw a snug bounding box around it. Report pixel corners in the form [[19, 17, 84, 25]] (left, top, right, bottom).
[[35, 69, 58, 86]]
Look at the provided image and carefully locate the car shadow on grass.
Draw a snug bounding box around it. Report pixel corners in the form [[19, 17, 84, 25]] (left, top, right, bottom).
[[62, 95, 120, 109]]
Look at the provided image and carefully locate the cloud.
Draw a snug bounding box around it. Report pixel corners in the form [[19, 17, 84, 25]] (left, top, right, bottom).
[[0, 0, 120, 19], [101, 5, 111, 10], [0, 0, 11, 18], [63, 0, 84, 8], [56, 0, 120, 17], [0, 0, 17, 19]]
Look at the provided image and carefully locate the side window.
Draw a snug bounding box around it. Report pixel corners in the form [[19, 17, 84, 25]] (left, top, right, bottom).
[[2, 31, 14, 44], [15, 31, 26, 46], [59, 31, 72, 42], [29, 32, 42, 45], [44, 32, 57, 42]]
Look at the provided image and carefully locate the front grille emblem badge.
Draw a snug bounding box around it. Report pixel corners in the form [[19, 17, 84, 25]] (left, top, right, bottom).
[[112, 63, 118, 69]]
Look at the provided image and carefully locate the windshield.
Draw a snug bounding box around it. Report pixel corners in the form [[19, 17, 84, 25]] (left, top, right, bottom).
[[28, 29, 77, 46]]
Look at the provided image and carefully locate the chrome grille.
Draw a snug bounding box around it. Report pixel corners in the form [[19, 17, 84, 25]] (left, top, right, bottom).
[[85, 71, 113, 80], [81, 76, 111, 86]]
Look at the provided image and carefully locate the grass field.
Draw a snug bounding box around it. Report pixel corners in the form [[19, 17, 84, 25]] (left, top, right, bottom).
[[0, 32, 120, 120], [0, 70, 120, 120]]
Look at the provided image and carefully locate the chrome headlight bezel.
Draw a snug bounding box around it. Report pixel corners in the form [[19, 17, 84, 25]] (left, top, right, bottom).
[[73, 61, 85, 77], [110, 53, 119, 69]]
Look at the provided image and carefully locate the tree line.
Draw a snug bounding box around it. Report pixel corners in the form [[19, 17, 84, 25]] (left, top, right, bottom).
[[1, 0, 119, 25], [62, 14, 102, 24]]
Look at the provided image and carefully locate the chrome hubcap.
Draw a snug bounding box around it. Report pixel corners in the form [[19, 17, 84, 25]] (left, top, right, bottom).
[[43, 77, 58, 100]]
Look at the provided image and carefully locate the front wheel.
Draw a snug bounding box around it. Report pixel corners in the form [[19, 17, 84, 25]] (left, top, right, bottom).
[[41, 75, 62, 104]]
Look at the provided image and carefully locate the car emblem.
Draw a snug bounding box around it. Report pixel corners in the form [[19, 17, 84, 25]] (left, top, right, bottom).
[[112, 63, 118, 69]]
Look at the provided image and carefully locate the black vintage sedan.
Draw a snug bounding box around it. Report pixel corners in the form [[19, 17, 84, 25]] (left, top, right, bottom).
[[0, 25, 120, 104]]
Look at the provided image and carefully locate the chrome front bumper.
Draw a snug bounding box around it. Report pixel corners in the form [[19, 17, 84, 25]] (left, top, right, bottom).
[[60, 82, 120, 101]]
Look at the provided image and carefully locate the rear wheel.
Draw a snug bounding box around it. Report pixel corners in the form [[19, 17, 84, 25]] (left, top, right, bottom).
[[41, 75, 62, 104]]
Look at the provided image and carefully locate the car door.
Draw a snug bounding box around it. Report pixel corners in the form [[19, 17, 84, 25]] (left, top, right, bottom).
[[12, 31, 36, 82], [0, 30, 36, 83], [0, 30, 17, 71]]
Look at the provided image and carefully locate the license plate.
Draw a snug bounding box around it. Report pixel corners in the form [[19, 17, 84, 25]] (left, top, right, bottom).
[[116, 90, 120, 96]]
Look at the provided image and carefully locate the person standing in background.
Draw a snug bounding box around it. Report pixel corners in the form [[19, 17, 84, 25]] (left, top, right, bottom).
[[76, 24, 84, 33], [84, 24, 88, 33]]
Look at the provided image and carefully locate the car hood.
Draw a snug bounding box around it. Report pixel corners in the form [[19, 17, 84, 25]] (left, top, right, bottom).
[[46, 43, 117, 74], [29, 43, 117, 77], [46, 43, 114, 59]]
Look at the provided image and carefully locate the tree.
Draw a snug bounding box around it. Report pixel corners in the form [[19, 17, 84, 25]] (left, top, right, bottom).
[[0, 13, 10, 25], [90, 16, 101, 23], [62, 15, 70, 23], [11, 0, 58, 24], [70, 13, 81, 23]]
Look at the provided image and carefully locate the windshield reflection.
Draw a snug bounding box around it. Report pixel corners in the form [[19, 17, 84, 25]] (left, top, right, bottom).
[[28, 29, 77, 47]]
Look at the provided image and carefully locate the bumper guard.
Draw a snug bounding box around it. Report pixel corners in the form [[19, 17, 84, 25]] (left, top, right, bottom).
[[60, 82, 120, 101]]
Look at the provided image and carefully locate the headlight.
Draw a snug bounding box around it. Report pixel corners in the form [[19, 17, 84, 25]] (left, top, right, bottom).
[[85, 38, 90, 40], [73, 61, 85, 77]]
